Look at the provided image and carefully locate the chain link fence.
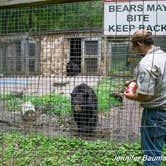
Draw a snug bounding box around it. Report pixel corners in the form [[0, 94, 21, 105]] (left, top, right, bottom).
[[0, 0, 165, 165]]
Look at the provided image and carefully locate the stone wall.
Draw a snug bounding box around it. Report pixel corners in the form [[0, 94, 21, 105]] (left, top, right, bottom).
[[40, 35, 68, 76]]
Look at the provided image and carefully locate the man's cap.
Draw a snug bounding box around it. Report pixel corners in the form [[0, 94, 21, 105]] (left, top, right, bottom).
[[131, 29, 153, 44], [130, 29, 153, 52]]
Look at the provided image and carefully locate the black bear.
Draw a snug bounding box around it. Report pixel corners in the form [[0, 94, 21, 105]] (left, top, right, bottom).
[[67, 61, 80, 76], [71, 83, 98, 134]]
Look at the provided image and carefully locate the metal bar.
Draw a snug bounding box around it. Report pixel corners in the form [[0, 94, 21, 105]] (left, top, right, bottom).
[[0, 0, 98, 9]]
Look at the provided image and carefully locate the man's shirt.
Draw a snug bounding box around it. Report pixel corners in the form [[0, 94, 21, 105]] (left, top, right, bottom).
[[136, 46, 166, 110]]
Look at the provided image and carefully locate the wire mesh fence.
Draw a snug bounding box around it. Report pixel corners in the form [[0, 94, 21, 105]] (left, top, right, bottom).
[[0, 0, 166, 165]]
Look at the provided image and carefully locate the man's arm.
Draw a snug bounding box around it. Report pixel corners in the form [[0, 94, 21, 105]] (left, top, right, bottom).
[[125, 93, 153, 102]]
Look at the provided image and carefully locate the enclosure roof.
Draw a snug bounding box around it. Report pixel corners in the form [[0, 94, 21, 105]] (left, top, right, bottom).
[[0, 0, 97, 8]]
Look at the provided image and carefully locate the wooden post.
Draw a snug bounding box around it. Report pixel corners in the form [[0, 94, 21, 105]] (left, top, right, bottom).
[[103, 36, 108, 76]]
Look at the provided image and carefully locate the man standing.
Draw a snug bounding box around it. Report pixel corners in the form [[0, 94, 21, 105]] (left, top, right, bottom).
[[124, 29, 166, 166]]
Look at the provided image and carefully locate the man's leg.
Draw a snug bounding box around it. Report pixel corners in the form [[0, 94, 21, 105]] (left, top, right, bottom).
[[141, 127, 165, 165], [141, 109, 165, 166]]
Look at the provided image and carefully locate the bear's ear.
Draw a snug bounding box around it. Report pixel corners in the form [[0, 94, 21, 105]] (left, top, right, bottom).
[[71, 93, 76, 97]]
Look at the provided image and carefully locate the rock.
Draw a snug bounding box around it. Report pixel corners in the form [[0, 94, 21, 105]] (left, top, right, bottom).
[[21, 102, 36, 121]]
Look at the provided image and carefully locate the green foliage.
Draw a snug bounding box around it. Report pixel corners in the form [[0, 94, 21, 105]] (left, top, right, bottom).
[[0, 78, 123, 115], [26, 94, 71, 115], [0, 93, 71, 115], [0, 93, 23, 111], [95, 78, 124, 111], [0, 132, 145, 166], [0, 1, 103, 34]]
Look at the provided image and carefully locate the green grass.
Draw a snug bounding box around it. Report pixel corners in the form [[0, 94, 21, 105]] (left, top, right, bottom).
[[26, 94, 71, 115], [0, 78, 124, 115], [2, 131, 166, 166], [95, 78, 124, 111], [0, 132, 144, 166], [0, 93, 71, 116]]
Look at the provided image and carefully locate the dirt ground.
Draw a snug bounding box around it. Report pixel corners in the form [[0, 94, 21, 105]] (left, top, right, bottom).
[[0, 97, 142, 141]]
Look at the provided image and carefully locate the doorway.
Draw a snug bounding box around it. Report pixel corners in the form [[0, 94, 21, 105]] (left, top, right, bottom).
[[67, 38, 81, 76]]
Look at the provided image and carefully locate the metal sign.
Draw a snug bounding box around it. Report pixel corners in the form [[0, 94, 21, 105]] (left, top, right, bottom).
[[104, 0, 166, 36]]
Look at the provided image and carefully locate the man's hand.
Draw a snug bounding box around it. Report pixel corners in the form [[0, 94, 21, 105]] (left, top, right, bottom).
[[124, 79, 136, 87]]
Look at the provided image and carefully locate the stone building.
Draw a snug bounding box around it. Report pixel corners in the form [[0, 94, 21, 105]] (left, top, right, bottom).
[[0, 30, 107, 76]]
